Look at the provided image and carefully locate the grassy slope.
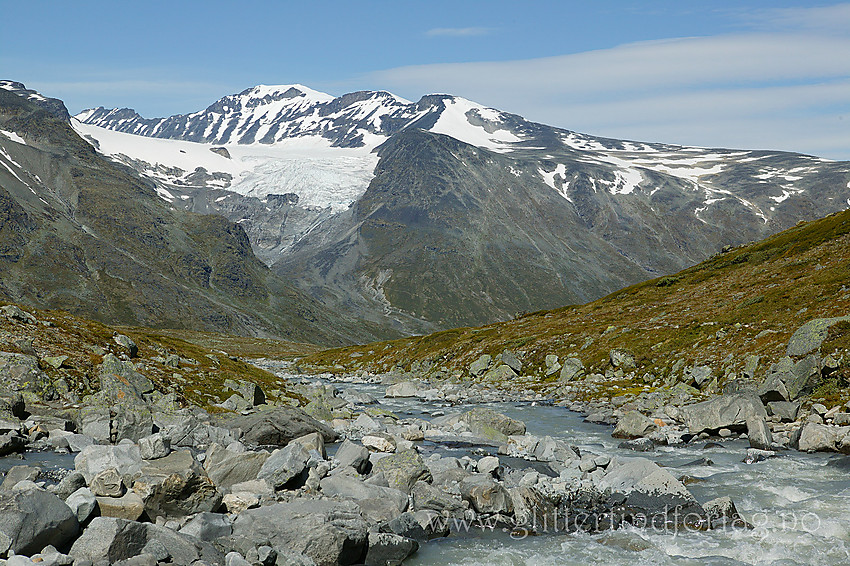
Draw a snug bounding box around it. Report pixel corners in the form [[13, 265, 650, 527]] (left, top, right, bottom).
[[0, 304, 308, 409], [301, 208, 850, 400]]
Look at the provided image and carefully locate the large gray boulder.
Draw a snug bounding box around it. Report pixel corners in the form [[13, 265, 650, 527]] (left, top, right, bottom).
[[784, 356, 822, 400], [364, 531, 418, 566], [320, 474, 408, 523], [65, 487, 97, 523], [0, 487, 79, 555], [204, 443, 269, 490], [98, 354, 154, 402], [746, 416, 774, 451], [163, 414, 236, 449], [787, 316, 850, 357], [612, 411, 659, 439], [370, 449, 432, 493], [468, 355, 491, 377], [792, 423, 847, 452], [385, 381, 420, 398], [598, 457, 702, 526], [226, 407, 338, 447], [410, 480, 466, 516], [75, 444, 143, 484], [333, 440, 370, 474], [460, 407, 526, 436], [132, 450, 222, 520], [179, 512, 233, 542], [458, 474, 513, 515], [257, 443, 311, 490], [231, 499, 368, 566], [681, 393, 767, 434], [559, 357, 585, 381], [69, 517, 222, 565]]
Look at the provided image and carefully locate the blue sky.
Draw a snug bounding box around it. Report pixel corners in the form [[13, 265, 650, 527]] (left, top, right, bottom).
[[2, 1, 849, 158]]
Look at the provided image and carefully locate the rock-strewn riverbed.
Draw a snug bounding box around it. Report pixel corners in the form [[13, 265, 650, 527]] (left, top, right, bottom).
[[0, 304, 849, 565]]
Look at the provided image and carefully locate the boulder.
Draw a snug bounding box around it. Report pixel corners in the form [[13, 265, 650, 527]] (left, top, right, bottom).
[[0, 487, 79, 555], [230, 499, 368, 566], [531, 435, 579, 464], [90, 467, 125, 497], [559, 358, 585, 382], [362, 434, 396, 453], [686, 365, 713, 388], [113, 405, 154, 442], [0, 465, 40, 490], [65, 487, 97, 523], [364, 532, 418, 566], [257, 443, 311, 490], [75, 444, 143, 484], [609, 349, 636, 369], [0, 432, 25, 457], [69, 517, 222, 565], [681, 393, 767, 434], [482, 364, 517, 382], [459, 474, 513, 515], [767, 401, 801, 422], [757, 376, 790, 403], [320, 474, 408, 522], [113, 334, 139, 358], [784, 356, 822, 400], [227, 407, 338, 447], [98, 354, 153, 402], [164, 415, 236, 449], [612, 411, 659, 439], [385, 381, 420, 398], [410, 480, 466, 516], [292, 431, 326, 459], [787, 316, 850, 357], [139, 433, 171, 460], [598, 457, 702, 525], [370, 449, 432, 493], [500, 350, 522, 374], [618, 438, 655, 452], [746, 416, 773, 451], [224, 379, 265, 406], [793, 423, 845, 452], [703, 496, 751, 529], [204, 443, 269, 490], [460, 407, 526, 436], [179, 512, 233, 541], [96, 492, 145, 521], [54, 472, 87, 500], [468, 355, 492, 377], [132, 450, 222, 520], [334, 440, 370, 474]]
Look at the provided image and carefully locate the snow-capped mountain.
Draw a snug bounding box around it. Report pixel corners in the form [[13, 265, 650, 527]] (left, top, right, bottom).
[[75, 84, 850, 332]]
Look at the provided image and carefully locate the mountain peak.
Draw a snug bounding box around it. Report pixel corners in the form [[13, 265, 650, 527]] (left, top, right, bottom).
[[0, 80, 70, 121]]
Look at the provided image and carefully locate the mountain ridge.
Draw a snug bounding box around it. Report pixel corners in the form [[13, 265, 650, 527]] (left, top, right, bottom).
[[74, 82, 850, 332]]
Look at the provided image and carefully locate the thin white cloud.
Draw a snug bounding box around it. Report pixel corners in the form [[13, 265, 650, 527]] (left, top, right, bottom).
[[425, 27, 493, 37], [369, 22, 850, 159], [751, 2, 850, 33]]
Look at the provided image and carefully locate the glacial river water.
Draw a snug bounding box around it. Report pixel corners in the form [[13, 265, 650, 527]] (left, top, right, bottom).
[[348, 380, 850, 566], [4, 376, 849, 565]]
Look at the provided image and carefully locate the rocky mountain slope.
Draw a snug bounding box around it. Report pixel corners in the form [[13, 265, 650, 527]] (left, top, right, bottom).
[[77, 84, 850, 331], [303, 206, 850, 411], [0, 81, 384, 345]]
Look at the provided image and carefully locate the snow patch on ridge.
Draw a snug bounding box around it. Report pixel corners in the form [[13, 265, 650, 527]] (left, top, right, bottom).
[[430, 97, 520, 152]]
